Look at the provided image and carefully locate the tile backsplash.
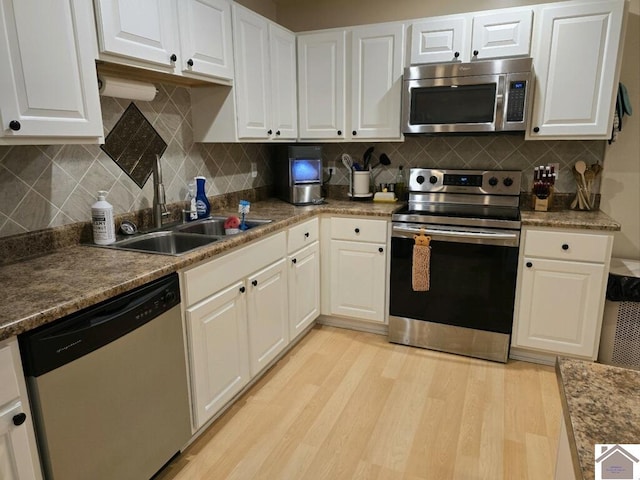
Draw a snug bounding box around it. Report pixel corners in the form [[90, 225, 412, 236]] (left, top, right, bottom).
[[0, 79, 605, 239], [322, 136, 606, 194], [0, 83, 272, 238]]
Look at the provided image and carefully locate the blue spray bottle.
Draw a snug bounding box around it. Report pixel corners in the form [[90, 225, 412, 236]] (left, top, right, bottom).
[[195, 176, 210, 219]]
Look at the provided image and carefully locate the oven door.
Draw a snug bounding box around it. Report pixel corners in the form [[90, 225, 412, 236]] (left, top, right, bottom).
[[389, 223, 519, 335]]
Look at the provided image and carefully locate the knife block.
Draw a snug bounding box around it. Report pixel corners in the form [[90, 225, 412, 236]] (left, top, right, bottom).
[[533, 186, 554, 211]]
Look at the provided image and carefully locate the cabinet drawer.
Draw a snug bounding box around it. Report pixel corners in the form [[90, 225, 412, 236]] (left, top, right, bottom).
[[288, 218, 319, 254], [524, 229, 612, 263], [0, 341, 21, 406], [183, 232, 286, 306], [331, 217, 387, 243]]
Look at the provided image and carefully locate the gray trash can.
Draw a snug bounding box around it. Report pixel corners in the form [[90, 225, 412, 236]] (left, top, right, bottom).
[[598, 258, 640, 370]]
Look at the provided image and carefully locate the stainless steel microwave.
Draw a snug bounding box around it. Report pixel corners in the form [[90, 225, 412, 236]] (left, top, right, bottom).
[[402, 58, 532, 134]]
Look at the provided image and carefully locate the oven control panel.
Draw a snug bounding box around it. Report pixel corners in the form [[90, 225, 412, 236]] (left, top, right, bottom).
[[408, 169, 521, 195]]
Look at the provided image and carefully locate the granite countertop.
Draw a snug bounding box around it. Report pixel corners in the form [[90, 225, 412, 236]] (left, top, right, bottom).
[[556, 357, 640, 480], [0, 199, 399, 341], [521, 209, 621, 231], [0, 198, 620, 341]]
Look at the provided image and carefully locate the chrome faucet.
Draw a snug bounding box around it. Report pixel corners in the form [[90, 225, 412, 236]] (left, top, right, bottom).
[[152, 154, 170, 228]]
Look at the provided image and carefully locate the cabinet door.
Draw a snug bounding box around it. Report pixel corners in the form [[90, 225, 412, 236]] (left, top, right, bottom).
[[351, 24, 404, 140], [0, 0, 102, 140], [289, 242, 320, 340], [528, 0, 624, 138], [514, 257, 606, 358], [247, 259, 289, 377], [330, 240, 386, 322], [410, 16, 467, 64], [0, 401, 40, 480], [94, 0, 179, 68], [471, 9, 532, 59], [269, 23, 298, 140], [178, 0, 233, 80], [233, 5, 270, 139], [297, 31, 346, 139], [186, 281, 250, 429]]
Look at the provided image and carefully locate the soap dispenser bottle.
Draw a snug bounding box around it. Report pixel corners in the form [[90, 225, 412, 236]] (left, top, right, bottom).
[[92, 191, 116, 245], [194, 176, 210, 219]]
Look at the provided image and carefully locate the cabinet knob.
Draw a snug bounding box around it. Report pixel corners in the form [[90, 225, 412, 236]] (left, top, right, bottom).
[[562, 243, 569, 250], [276, 130, 281, 136], [187, 58, 194, 67], [268, 129, 273, 135], [378, 247, 383, 253], [354, 228, 360, 234], [170, 53, 177, 62], [337, 130, 342, 136], [526, 262, 533, 268], [473, 50, 479, 56], [454, 51, 460, 58], [12, 413, 26, 426], [252, 280, 258, 287], [304, 232, 309, 238], [533, 127, 540, 133], [292, 258, 297, 264], [9, 120, 21, 131], [352, 130, 357, 136], [239, 286, 246, 293]]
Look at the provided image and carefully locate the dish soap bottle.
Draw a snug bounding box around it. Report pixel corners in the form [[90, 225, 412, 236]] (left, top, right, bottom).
[[195, 176, 210, 219], [92, 191, 115, 245], [395, 166, 406, 201], [186, 180, 198, 221]]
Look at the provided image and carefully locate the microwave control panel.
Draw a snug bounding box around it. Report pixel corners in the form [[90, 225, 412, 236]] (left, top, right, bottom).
[[506, 81, 527, 123]]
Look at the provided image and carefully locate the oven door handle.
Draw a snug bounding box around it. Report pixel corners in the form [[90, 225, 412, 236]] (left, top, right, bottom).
[[392, 225, 519, 246]]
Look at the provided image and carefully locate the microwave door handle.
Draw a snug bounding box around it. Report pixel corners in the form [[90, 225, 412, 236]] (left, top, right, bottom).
[[392, 225, 518, 241], [495, 75, 505, 130]]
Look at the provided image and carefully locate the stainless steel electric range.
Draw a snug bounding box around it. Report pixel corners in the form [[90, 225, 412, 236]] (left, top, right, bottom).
[[388, 168, 522, 363]]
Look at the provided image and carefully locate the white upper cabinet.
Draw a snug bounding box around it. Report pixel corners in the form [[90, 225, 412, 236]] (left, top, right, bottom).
[[94, 0, 233, 82], [297, 30, 347, 140], [471, 10, 533, 60], [527, 0, 625, 139], [269, 23, 298, 140], [410, 8, 532, 64], [94, 0, 179, 68], [0, 0, 103, 144], [350, 23, 404, 140], [177, 0, 234, 80], [410, 16, 468, 64], [232, 5, 297, 140], [298, 24, 404, 141]]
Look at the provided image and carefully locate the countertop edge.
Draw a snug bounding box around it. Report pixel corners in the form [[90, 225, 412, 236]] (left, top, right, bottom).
[[556, 357, 585, 480]]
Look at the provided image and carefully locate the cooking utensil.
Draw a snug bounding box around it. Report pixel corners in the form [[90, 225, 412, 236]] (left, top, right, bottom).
[[371, 153, 391, 169], [362, 146, 375, 170], [342, 153, 354, 197]]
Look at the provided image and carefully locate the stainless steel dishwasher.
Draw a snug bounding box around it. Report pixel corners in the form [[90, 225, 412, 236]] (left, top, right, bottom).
[[19, 273, 191, 480]]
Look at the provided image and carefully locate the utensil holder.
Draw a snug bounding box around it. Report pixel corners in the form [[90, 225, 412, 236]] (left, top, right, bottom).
[[572, 184, 595, 211], [353, 171, 371, 196]]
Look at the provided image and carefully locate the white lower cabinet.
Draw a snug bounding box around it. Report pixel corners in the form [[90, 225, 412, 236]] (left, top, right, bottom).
[[512, 227, 614, 360], [185, 281, 250, 430], [0, 338, 42, 480], [288, 242, 320, 340], [246, 259, 289, 376], [326, 217, 388, 323], [182, 232, 290, 430]]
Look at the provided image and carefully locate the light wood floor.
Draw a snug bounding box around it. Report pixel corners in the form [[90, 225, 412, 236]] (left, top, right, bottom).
[[156, 325, 561, 480]]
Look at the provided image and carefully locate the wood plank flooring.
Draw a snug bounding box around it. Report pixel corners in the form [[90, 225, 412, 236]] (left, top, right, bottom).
[[156, 325, 561, 480]]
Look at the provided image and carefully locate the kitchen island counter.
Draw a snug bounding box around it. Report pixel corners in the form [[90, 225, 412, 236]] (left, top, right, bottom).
[[556, 357, 640, 480]]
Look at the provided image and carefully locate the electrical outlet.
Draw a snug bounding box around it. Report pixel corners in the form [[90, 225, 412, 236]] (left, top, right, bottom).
[[251, 162, 257, 178], [329, 160, 336, 170]]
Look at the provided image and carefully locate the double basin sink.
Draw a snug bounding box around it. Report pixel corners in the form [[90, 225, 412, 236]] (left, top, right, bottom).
[[106, 216, 273, 256]]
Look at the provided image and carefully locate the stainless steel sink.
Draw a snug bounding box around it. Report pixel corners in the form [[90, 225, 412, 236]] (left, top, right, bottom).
[[174, 216, 273, 236], [106, 231, 222, 256]]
